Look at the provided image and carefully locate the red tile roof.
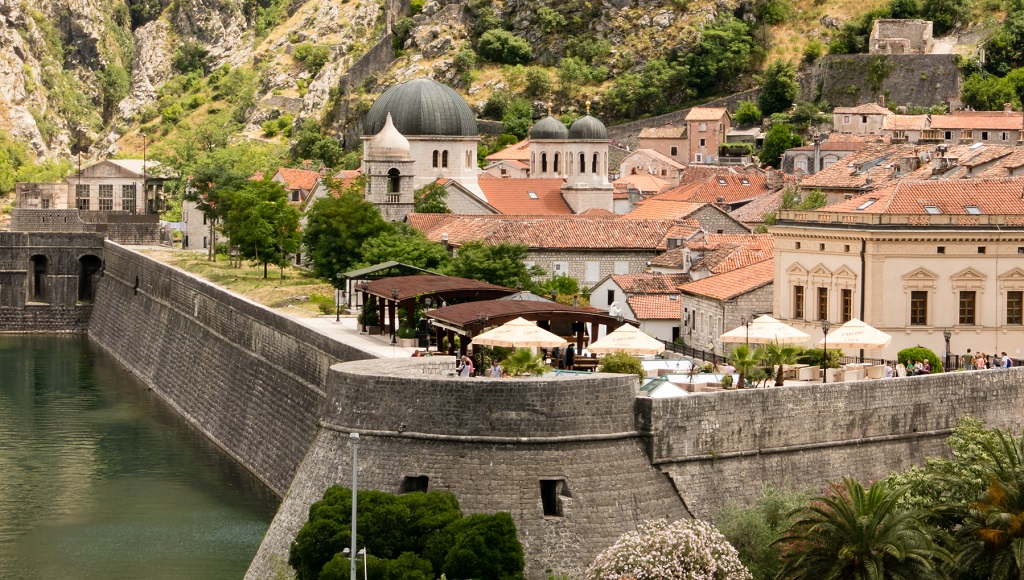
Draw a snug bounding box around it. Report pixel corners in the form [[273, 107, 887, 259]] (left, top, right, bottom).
[[627, 295, 682, 320], [624, 200, 708, 219], [648, 247, 688, 269], [788, 141, 871, 152], [654, 173, 769, 204], [275, 167, 321, 192], [611, 273, 690, 294], [485, 139, 532, 162], [627, 148, 687, 169], [930, 111, 1024, 131], [729, 190, 784, 224], [834, 103, 893, 115], [685, 107, 729, 122], [821, 176, 1024, 215], [688, 234, 774, 274], [613, 173, 672, 195], [678, 259, 775, 301], [576, 208, 618, 219], [478, 178, 571, 215], [410, 215, 702, 250], [883, 115, 930, 131], [639, 125, 686, 139]]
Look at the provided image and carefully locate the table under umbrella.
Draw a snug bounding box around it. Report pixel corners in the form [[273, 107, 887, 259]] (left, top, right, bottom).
[[719, 315, 810, 344], [471, 317, 568, 348], [815, 318, 892, 349], [588, 324, 665, 355]]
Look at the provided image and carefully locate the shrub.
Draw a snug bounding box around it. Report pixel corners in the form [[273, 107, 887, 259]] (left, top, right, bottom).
[[308, 293, 336, 315], [358, 297, 380, 326], [397, 325, 417, 339], [721, 374, 734, 389], [798, 347, 842, 369], [262, 119, 280, 137], [501, 348, 551, 376], [898, 346, 943, 373], [716, 485, 812, 579], [160, 103, 184, 124], [597, 352, 644, 381], [477, 29, 533, 65], [586, 519, 752, 580], [172, 40, 208, 74], [393, 16, 415, 50], [755, 0, 790, 24], [803, 40, 824, 63], [139, 105, 159, 124], [733, 100, 762, 126], [524, 66, 553, 98]]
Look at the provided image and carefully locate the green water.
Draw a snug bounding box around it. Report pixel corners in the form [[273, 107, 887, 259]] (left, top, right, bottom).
[[0, 335, 280, 579]]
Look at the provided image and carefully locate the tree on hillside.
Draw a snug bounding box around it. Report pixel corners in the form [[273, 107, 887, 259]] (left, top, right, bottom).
[[759, 123, 802, 169], [734, 101, 763, 127], [413, 182, 451, 214], [220, 179, 301, 278], [441, 241, 540, 288], [922, 0, 973, 35], [98, 65, 131, 123], [356, 223, 451, 271], [303, 176, 389, 282], [685, 15, 762, 97], [758, 60, 798, 116]]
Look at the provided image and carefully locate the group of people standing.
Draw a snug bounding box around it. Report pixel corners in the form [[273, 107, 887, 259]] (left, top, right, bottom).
[[965, 350, 1014, 370]]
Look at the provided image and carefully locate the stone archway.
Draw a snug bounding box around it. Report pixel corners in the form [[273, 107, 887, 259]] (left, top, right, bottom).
[[28, 255, 47, 303], [78, 254, 103, 303]]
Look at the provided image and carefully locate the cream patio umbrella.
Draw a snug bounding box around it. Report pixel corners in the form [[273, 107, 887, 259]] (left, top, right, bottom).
[[719, 315, 810, 345], [471, 317, 568, 348], [816, 318, 891, 349], [588, 324, 665, 355]]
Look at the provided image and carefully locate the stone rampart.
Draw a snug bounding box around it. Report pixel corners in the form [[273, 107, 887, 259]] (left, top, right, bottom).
[[0, 232, 104, 332], [649, 368, 1024, 518], [87, 242, 377, 495], [246, 357, 687, 580], [801, 53, 961, 108]]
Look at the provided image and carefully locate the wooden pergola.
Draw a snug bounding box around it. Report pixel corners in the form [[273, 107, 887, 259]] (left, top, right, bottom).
[[356, 274, 516, 338], [426, 299, 635, 355]]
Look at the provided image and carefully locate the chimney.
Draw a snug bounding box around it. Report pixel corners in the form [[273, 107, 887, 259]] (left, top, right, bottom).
[[878, 94, 885, 108], [812, 135, 822, 175], [302, 159, 312, 170], [1006, 102, 1014, 113], [319, 164, 328, 177]]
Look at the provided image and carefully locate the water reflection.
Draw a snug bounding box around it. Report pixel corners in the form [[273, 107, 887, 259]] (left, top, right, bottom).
[[0, 335, 279, 579]]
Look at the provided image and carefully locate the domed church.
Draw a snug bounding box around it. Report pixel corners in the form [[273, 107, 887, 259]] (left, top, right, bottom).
[[528, 102, 613, 214], [361, 78, 484, 220]]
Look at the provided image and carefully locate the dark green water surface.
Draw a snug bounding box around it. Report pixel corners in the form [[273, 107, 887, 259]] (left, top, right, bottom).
[[0, 335, 280, 579]]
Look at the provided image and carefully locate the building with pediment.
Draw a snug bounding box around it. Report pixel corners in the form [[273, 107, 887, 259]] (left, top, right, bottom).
[[770, 177, 1024, 359]]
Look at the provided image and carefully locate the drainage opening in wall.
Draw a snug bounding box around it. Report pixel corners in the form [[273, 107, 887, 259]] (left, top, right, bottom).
[[540, 479, 571, 517], [399, 476, 429, 494]]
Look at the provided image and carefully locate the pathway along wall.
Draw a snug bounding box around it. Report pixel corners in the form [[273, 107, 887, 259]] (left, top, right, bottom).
[[246, 358, 687, 580], [88, 242, 376, 494], [649, 367, 1024, 518]]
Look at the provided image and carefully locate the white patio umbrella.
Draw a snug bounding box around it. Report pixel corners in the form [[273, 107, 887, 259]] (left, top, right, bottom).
[[471, 317, 568, 348], [719, 315, 810, 345], [588, 324, 665, 355], [816, 318, 891, 349]]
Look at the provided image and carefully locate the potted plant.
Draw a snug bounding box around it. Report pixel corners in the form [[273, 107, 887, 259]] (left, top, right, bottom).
[[397, 324, 418, 348], [358, 297, 380, 335]]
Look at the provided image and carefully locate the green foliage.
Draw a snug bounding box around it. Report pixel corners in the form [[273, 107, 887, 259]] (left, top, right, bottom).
[[797, 188, 827, 209], [219, 180, 300, 277], [533, 274, 580, 301], [442, 241, 539, 288], [537, 6, 567, 32], [961, 72, 1020, 110], [309, 293, 336, 315], [262, 119, 281, 137], [888, 0, 921, 18], [14, 159, 72, 186], [453, 47, 477, 85], [898, 346, 943, 372], [759, 123, 803, 169], [597, 352, 644, 381], [564, 35, 611, 65], [685, 15, 762, 98], [440, 513, 525, 579], [393, 17, 416, 50], [866, 55, 895, 92], [922, 0, 972, 35], [524, 66, 553, 98], [470, 6, 505, 40], [797, 347, 842, 369], [985, 13, 1024, 75], [161, 102, 185, 125], [753, 340, 804, 386], [603, 58, 690, 120], [128, 0, 170, 28], [719, 142, 755, 156], [173, 40, 209, 74], [500, 97, 534, 140], [303, 177, 388, 278], [717, 485, 813, 580], [359, 297, 380, 325], [356, 224, 451, 271], [789, 100, 829, 127], [477, 30, 533, 65], [755, 0, 790, 24], [802, 39, 824, 63], [728, 344, 762, 388], [294, 43, 331, 75], [292, 119, 345, 168], [774, 478, 952, 579], [410, 0, 424, 14], [733, 101, 763, 126], [827, 7, 890, 54], [414, 182, 452, 214], [0, 131, 32, 193], [758, 60, 798, 116], [98, 65, 131, 123], [500, 348, 552, 376]]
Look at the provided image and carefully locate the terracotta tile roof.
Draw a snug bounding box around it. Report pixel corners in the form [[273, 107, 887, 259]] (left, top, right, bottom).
[[834, 103, 893, 115], [484, 139, 531, 162], [929, 112, 1024, 131], [799, 142, 920, 191], [678, 259, 774, 301], [639, 125, 686, 139], [972, 149, 1024, 178], [477, 178, 571, 215], [613, 173, 672, 194], [675, 165, 744, 187], [360, 274, 514, 302], [654, 173, 768, 204], [624, 200, 708, 219], [883, 115, 931, 131], [730, 190, 784, 224], [789, 141, 871, 152], [406, 213, 452, 232], [821, 176, 1024, 215], [410, 215, 702, 250], [611, 273, 690, 294], [689, 233, 774, 252], [649, 247, 688, 268], [275, 167, 321, 192], [688, 234, 774, 274], [685, 107, 729, 122], [627, 294, 682, 320], [626, 148, 687, 169], [576, 208, 618, 219]]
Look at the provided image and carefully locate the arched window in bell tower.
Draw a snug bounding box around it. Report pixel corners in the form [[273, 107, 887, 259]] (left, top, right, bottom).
[[387, 168, 401, 193], [432, 150, 439, 168], [553, 153, 560, 173], [541, 153, 548, 173], [592, 152, 599, 174], [442, 150, 449, 168], [579, 153, 586, 174]]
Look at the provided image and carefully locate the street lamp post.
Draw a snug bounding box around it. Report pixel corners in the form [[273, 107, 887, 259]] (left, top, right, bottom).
[[349, 432, 359, 580], [742, 315, 751, 347], [943, 329, 952, 372], [335, 273, 343, 322], [424, 297, 433, 352], [821, 319, 831, 383]]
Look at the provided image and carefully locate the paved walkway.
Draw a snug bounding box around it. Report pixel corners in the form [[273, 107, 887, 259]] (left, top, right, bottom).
[[291, 315, 423, 359]]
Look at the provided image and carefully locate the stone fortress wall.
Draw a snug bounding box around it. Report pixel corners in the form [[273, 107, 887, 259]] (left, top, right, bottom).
[[87, 242, 377, 494]]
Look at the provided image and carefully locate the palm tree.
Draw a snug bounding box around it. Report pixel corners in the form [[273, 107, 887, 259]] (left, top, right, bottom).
[[728, 344, 760, 389], [756, 340, 804, 386], [952, 430, 1024, 579], [500, 348, 552, 376], [774, 478, 951, 579]]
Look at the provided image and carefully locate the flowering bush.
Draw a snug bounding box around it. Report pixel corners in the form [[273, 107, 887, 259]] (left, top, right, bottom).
[[585, 519, 752, 580]]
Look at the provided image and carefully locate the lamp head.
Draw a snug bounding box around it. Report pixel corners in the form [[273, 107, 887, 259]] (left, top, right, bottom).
[[425, 297, 432, 307], [391, 288, 399, 300], [335, 272, 343, 280], [821, 320, 831, 333], [943, 329, 952, 341]]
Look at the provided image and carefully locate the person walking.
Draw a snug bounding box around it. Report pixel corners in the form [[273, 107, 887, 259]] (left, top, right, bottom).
[[565, 343, 575, 370], [489, 360, 503, 378], [1003, 352, 1013, 368]]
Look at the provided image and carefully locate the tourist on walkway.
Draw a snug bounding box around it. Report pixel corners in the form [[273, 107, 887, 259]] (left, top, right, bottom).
[[489, 360, 503, 378], [458, 355, 474, 377], [884, 361, 893, 378], [564, 343, 575, 370], [922, 359, 931, 374], [1003, 352, 1013, 368]]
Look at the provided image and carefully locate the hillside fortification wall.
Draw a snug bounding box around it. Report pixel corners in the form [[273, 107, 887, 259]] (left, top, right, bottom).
[[88, 242, 377, 495]]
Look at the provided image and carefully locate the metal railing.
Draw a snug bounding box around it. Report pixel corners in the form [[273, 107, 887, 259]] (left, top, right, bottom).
[[661, 340, 726, 365]]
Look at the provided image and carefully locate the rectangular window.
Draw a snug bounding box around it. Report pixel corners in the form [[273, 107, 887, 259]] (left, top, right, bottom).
[[844, 115, 850, 123], [585, 261, 600, 282], [614, 261, 629, 275], [861, 115, 868, 123], [540, 480, 565, 517], [1008, 291, 1023, 325], [795, 242, 801, 249], [552, 262, 568, 275], [841, 289, 853, 323], [1003, 132, 1010, 140], [959, 290, 976, 325], [607, 289, 614, 305], [699, 122, 707, 132], [76, 198, 90, 210], [399, 476, 429, 494], [979, 247, 987, 254], [793, 285, 805, 319], [982, 131, 989, 140], [699, 138, 706, 147], [937, 246, 945, 254], [670, 146, 678, 156], [694, 153, 702, 163], [945, 131, 952, 140], [98, 184, 113, 211], [910, 291, 928, 325], [76, 184, 89, 198], [817, 287, 828, 321], [121, 184, 136, 212]]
